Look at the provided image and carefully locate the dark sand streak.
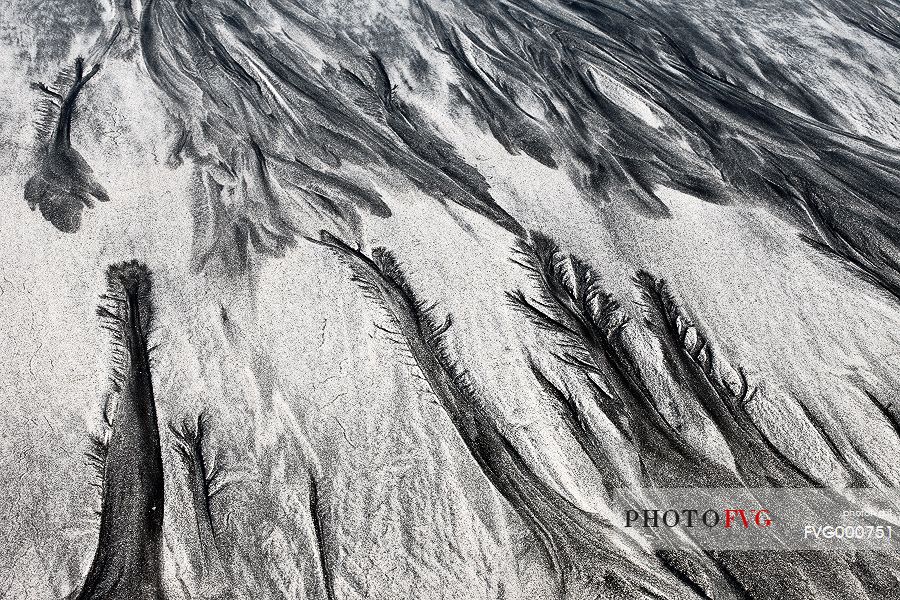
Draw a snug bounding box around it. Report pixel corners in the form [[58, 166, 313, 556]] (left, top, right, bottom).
[[73, 261, 164, 600]]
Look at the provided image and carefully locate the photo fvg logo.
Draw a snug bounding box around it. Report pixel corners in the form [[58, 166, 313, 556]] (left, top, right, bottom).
[[624, 508, 772, 529], [616, 489, 898, 550]]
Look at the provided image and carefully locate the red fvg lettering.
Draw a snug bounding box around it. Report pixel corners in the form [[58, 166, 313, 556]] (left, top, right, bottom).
[[725, 509, 772, 528]]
